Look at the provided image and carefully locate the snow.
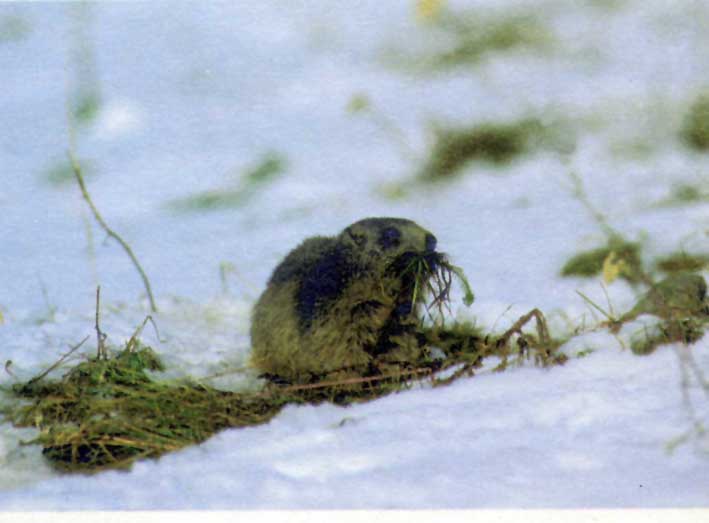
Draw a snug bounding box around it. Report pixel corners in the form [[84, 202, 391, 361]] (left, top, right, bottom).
[[1, 0, 708, 510]]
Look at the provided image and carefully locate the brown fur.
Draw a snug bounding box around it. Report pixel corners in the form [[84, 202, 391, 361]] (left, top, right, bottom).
[[250, 217, 438, 383]]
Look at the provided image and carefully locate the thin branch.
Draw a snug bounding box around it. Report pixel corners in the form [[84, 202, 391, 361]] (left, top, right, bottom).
[[24, 335, 90, 387], [125, 315, 164, 353], [95, 286, 108, 359], [68, 150, 157, 312], [265, 367, 433, 394]]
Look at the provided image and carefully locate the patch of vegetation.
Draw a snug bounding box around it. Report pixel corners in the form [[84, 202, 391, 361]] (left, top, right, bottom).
[[671, 183, 704, 203], [561, 236, 645, 284], [608, 273, 709, 355], [654, 183, 709, 207], [419, 118, 545, 181], [681, 93, 709, 151], [619, 273, 708, 323], [389, 10, 552, 72], [630, 319, 706, 356], [655, 252, 709, 273], [169, 152, 286, 212], [5, 343, 286, 471]]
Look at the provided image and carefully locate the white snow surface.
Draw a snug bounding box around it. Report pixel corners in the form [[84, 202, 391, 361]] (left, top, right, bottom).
[[1, 0, 708, 509]]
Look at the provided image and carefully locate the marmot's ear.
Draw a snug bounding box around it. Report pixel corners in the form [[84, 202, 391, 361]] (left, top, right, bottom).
[[344, 227, 367, 247]]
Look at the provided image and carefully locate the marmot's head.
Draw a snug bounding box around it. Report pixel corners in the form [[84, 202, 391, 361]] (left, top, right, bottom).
[[339, 217, 438, 272]]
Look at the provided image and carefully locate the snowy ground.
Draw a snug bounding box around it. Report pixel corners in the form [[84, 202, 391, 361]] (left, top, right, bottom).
[[0, 0, 708, 509]]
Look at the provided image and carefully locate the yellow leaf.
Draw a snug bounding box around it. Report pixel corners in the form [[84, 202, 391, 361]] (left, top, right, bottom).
[[602, 251, 627, 284], [0, 309, 4, 324], [415, 0, 445, 23]]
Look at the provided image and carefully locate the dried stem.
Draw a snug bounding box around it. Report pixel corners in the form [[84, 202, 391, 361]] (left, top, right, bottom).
[[95, 286, 107, 359], [68, 150, 157, 312], [267, 367, 434, 394], [23, 335, 90, 387], [125, 315, 163, 353], [497, 308, 551, 348]]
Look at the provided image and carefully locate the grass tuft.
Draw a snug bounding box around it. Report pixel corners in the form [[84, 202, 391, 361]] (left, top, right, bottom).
[[419, 118, 544, 181], [5, 343, 286, 472], [655, 252, 709, 273], [561, 236, 645, 283], [630, 319, 706, 356], [681, 93, 709, 151], [169, 152, 286, 212], [387, 10, 552, 72]]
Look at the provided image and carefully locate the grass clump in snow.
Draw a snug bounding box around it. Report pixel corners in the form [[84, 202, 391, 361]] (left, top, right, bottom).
[[681, 93, 709, 151], [560, 236, 645, 284], [630, 318, 706, 356], [6, 342, 287, 472], [426, 14, 550, 69], [169, 152, 286, 212], [655, 252, 709, 274], [388, 9, 552, 72], [617, 273, 708, 355], [669, 183, 705, 203], [653, 183, 709, 207], [419, 118, 545, 181], [619, 273, 708, 324]]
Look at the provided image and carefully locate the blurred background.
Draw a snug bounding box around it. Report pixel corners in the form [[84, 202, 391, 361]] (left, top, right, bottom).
[[1, 0, 707, 317]]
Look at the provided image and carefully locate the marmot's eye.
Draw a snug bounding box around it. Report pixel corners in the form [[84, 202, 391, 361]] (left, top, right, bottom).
[[378, 227, 401, 250]]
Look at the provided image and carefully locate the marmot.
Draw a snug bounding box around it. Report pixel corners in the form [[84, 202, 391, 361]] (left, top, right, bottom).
[[250, 217, 440, 383]]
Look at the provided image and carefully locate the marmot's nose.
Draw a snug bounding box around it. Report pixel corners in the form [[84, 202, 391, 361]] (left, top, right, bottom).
[[425, 233, 437, 252]]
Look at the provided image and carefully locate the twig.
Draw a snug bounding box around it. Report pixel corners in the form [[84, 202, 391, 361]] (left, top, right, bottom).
[[497, 308, 551, 348], [68, 150, 157, 312], [432, 360, 481, 387], [24, 335, 90, 387], [125, 315, 163, 353], [95, 286, 108, 359], [266, 367, 433, 394]]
